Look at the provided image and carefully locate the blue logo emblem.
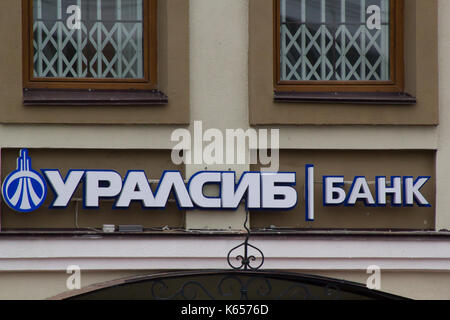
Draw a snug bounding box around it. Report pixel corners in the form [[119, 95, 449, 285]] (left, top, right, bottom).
[[2, 149, 47, 213]]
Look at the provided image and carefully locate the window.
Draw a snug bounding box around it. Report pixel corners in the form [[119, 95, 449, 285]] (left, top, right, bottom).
[[22, 0, 157, 90], [275, 0, 404, 93]]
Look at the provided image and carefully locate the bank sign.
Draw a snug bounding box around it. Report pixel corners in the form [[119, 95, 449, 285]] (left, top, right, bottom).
[[1, 149, 431, 221]]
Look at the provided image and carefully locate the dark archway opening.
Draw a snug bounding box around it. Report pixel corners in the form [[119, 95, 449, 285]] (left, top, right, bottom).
[[61, 270, 407, 300]]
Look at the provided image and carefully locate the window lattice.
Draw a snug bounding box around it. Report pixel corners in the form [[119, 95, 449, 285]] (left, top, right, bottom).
[[280, 0, 390, 81], [33, 0, 144, 79]]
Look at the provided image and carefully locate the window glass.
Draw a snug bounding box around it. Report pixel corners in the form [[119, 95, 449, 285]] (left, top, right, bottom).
[[280, 0, 390, 81], [33, 0, 144, 79]]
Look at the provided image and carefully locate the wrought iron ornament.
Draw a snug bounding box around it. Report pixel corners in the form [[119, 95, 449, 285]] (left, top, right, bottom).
[[150, 274, 343, 300], [227, 210, 264, 271], [66, 271, 405, 300]]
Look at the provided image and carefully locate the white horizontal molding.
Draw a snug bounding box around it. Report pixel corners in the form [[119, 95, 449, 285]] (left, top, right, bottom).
[[270, 126, 438, 150], [0, 236, 449, 272], [0, 125, 438, 151], [0, 125, 184, 149]]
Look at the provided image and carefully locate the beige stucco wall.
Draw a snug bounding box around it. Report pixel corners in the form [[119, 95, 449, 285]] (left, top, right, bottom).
[[249, 0, 439, 126], [436, 0, 450, 230], [185, 0, 250, 230], [0, 0, 442, 229], [0, 270, 448, 300], [0, 0, 190, 125], [0, 0, 447, 300], [0, 271, 144, 300], [308, 270, 450, 300]]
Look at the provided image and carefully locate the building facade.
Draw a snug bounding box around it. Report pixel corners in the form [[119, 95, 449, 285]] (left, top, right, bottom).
[[0, 0, 448, 300]]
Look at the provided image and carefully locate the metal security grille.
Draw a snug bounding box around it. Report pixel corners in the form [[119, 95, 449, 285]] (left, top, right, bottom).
[[280, 0, 390, 81], [62, 271, 406, 300], [33, 0, 144, 79]]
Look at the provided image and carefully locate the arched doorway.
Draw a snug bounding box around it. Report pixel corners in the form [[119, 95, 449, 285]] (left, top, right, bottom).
[[55, 270, 406, 300]]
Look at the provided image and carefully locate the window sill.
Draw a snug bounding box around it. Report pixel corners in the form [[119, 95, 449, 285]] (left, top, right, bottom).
[[274, 91, 417, 105], [23, 88, 168, 106]]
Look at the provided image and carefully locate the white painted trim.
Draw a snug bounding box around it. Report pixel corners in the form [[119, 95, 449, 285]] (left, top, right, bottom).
[[0, 125, 437, 150], [0, 236, 449, 272], [275, 126, 438, 150], [0, 125, 184, 150]]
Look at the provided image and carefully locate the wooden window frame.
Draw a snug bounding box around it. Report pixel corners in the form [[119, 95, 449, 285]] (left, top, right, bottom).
[[273, 0, 404, 93], [22, 0, 157, 90]]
